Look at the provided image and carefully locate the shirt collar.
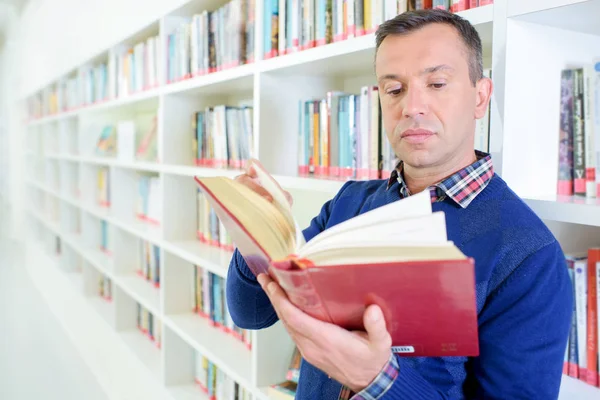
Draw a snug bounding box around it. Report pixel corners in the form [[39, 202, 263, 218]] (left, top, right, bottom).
[[386, 150, 494, 208]]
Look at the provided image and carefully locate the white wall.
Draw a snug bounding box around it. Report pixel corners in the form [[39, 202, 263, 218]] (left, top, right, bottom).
[[17, 0, 191, 98]]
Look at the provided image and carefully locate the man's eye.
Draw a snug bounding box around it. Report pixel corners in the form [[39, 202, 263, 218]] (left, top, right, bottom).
[[430, 83, 446, 89], [387, 88, 403, 96]]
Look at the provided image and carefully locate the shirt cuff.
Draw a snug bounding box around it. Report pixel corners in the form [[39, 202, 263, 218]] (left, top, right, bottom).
[[350, 353, 400, 400]]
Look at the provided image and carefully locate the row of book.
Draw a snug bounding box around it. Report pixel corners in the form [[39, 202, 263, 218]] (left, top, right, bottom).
[[136, 174, 161, 226], [563, 248, 600, 387], [557, 62, 600, 198], [98, 275, 112, 301], [193, 265, 252, 349], [167, 0, 255, 83], [100, 220, 112, 256], [95, 116, 158, 163], [26, 35, 160, 118], [194, 350, 252, 400], [297, 79, 491, 180], [138, 240, 161, 288], [137, 302, 162, 348], [263, 0, 493, 59], [192, 105, 254, 169], [197, 189, 234, 251]]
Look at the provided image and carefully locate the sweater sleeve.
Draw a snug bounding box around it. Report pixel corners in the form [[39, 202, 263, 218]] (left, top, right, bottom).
[[378, 240, 573, 399], [225, 181, 353, 330]]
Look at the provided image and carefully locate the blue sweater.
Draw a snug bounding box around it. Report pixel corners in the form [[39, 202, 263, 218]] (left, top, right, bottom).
[[226, 174, 573, 399]]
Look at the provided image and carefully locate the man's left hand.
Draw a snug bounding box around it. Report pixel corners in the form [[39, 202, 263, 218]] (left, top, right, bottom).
[[257, 273, 392, 393]]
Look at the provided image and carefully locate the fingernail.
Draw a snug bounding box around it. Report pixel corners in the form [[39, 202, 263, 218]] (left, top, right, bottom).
[[369, 306, 381, 322], [257, 274, 266, 286]]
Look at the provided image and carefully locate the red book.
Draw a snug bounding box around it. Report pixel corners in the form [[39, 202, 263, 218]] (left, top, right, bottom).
[[194, 159, 480, 357]]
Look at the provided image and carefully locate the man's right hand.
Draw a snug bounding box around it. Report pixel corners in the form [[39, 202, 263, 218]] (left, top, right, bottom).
[[234, 159, 294, 207]]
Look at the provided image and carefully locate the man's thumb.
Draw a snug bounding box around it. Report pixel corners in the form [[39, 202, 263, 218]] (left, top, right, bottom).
[[364, 305, 390, 347]]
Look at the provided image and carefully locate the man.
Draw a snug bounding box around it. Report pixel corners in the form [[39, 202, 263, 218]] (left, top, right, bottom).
[[226, 9, 573, 400]]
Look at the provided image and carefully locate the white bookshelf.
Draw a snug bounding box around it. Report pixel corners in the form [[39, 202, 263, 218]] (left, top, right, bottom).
[[17, 0, 600, 399]]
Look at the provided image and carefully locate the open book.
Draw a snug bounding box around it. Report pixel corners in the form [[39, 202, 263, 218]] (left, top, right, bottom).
[[194, 160, 479, 357]]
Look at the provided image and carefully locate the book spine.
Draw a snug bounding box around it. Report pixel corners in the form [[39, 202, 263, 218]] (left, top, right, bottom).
[[573, 68, 586, 196], [558, 69, 575, 196]]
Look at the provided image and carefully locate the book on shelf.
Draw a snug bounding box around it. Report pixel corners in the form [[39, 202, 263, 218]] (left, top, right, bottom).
[[167, 0, 255, 83], [135, 116, 158, 162], [99, 275, 112, 301], [97, 167, 110, 207], [95, 125, 117, 157], [262, 0, 492, 60], [100, 220, 112, 256], [557, 60, 600, 198], [194, 159, 479, 357], [197, 189, 234, 251], [563, 248, 600, 388], [192, 105, 254, 169], [139, 240, 160, 288], [192, 265, 252, 349], [194, 350, 253, 399], [137, 303, 162, 348]]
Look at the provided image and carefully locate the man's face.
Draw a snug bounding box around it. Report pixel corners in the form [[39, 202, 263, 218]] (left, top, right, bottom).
[[375, 23, 491, 171]]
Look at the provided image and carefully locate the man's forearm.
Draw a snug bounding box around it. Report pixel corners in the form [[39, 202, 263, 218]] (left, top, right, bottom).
[[225, 249, 278, 330]]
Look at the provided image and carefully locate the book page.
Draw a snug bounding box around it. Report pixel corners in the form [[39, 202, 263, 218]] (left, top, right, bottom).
[[249, 159, 306, 250], [298, 211, 447, 259], [299, 189, 432, 255], [307, 243, 466, 266]]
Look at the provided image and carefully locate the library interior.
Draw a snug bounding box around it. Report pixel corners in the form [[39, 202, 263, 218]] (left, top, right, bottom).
[[1, 0, 600, 399]]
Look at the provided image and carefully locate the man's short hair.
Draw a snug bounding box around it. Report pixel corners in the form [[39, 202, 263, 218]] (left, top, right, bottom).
[[375, 9, 483, 86]]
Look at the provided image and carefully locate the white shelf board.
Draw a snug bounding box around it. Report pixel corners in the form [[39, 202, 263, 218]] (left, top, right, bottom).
[[116, 275, 161, 317], [111, 218, 164, 246], [162, 165, 242, 179], [65, 233, 114, 278], [273, 174, 346, 193], [80, 87, 161, 114], [162, 63, 256, 96], [559, 375, 600, 399], [508, 0, 600, 36], [120, 330, 162, 381], [524, 195, 600, 226], [25, 241, 172, 400], [259, 33, 377, 77], [163, 314, 252, 390], [27, 109, 78, 127], [168, 385, 209, 400], [162, 240, 231, 279]]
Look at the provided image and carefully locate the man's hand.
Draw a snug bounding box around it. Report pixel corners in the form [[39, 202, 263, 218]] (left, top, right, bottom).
[[257, 273, 392, 393], [235, 159, 293, 206]]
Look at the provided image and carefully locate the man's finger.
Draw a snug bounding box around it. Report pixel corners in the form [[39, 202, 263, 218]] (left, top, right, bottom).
[[363, 305, 392, 349]]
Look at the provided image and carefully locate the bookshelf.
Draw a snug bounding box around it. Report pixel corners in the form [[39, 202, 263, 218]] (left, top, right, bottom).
[[16, 0, 600, 399]]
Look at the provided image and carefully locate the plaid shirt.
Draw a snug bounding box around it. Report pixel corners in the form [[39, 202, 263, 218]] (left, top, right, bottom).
[[339, 150, 494, 400]]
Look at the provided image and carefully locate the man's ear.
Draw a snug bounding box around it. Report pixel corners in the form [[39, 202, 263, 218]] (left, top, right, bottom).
[[474, 76, 493, 120]]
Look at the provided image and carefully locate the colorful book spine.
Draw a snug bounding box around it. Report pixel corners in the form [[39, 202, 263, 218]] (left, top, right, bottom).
[[192, 265, 252, 349]]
